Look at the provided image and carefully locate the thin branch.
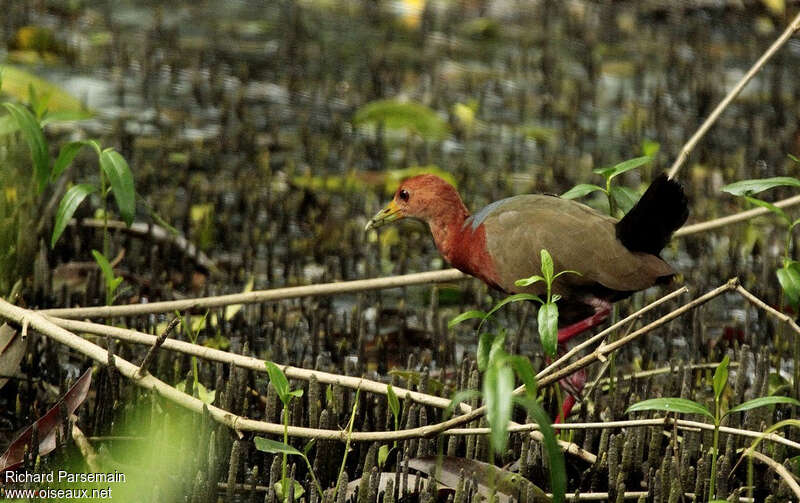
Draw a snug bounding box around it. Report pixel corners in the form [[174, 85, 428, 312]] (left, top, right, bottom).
[[71, 417, 100, 472], [745, 449, 800, 498], [136, 316, 180, 377], [675, 194, 800, 237], [44, 314, 595, 462], [40, 269, 468, 319], [667, 11, 800, 179], [735, 285, 800, 336], [537, 287, 689, 380], [538, 280, 738, 387], [73, 218, 219, 274], [447, 417, 800, 452]]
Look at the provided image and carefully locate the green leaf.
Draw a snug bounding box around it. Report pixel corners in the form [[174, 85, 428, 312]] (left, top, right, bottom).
[[641, 139, 660, 157], [722, 176, 800, 196], [51, 184, 97, 248], [789, 154, 800, 164], [274, 480, 305, 500], [552, 270, 582, 280], [483, 363, 514, 454], [777, 261, 800, 308], [594, 155, 652, 181], [539, 249, 554, 282], [487, 330, 506, 367], [288, 389, 304, 399], [477, 332, 494, 371], [303, 439, 316, 457], [610, 185, 641, 214], [561, 183, 604, 200], [52, 141, 89, 180], [448, 310, 487, 329], [744, 196, 788, 224], [537, 302, 559, 358], [40, 109, 93, 125], [514, 396, 566, 503], [484, 293, 542, 320], [386, 384, 400, 424], [514, 274, 543, 287], [713, 355, 729, 401], [353, 99, 449, 140], [91, 249, 119, 294], [726, 396, 800, 416], [625, 398, 713, 420], [378, 444, 391, 468], [507, 355, 537, 398], [265, 361, 291, 405], [2, 102, 49, 192], [254, 437, 302, 456], [99, 149, 135, 226]]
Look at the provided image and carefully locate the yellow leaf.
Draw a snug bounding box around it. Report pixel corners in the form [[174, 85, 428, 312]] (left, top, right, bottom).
[[225, 276, 254, 321], [761, 0, 785, 16], [0, 64, 89, 114]]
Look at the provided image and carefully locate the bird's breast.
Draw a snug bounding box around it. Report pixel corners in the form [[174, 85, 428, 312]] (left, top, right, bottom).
[[444, 222, 502, 291]]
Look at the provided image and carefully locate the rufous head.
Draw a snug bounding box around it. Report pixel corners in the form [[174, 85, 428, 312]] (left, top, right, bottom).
[[365, 174, 465, 230]]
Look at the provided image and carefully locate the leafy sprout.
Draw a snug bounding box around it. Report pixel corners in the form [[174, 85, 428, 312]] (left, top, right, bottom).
[[562, 155, 653, 216], [721, 170, 800, 309], [626, 355, 800, 500]]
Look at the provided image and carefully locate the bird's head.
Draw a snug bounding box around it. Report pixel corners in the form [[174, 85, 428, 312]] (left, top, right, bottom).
[[365, 174, 464, 231]]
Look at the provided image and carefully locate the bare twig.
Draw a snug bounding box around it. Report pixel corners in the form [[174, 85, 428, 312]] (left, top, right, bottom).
[[70, 416, 100, 472], [537, 287, 689, 380], [43, 314, 595, 461], [667, 11, 800, 179], [735, 285, 800, 336], [136, 316, 180, 378], [744, 449, 800, 498], [675, 194, 800, 237], [40, 269, 468, 319], [73, 218, 219, 274], [447, 417, 800, 452], [1, 299, 595, 459], [538, 280, 738, 388]]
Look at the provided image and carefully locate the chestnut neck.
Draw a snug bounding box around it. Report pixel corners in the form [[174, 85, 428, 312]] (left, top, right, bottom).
[[427, 199, 470, 262]]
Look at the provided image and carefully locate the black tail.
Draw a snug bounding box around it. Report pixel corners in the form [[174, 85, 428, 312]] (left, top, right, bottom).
[[616, 174, 689, 256]]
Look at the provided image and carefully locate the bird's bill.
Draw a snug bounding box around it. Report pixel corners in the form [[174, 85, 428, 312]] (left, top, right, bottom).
[[365, 200, 403, 231]]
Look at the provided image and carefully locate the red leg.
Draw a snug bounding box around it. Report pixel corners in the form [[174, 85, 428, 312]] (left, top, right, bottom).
[[555, 365, 586, 423], [557, 307, 610, 343]]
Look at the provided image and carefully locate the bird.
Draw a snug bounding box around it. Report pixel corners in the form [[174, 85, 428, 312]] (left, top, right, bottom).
[[365, 173, 689, 420]]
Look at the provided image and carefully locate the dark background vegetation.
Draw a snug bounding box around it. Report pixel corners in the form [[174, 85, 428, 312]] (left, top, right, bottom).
[[1, 0, 800, 501]]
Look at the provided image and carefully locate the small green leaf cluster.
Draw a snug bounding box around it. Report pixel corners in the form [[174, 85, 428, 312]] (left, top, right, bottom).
[[0, 84, 135, 249], [51, 142, 135, 247], [174, 311, 216, 405], [445, 332, 566, 502], [256, 362, 321, 501], [353, 99, 449, 140], [449, 249, 579, 358], [90, 250, 124, 306], [721, 159, 800, 308], [626, 356, 800, 500], [562, 154, 654, 216], [447, 249, 573, 501]]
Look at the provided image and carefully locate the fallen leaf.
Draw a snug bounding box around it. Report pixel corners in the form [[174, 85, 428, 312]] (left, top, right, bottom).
[[409, 456, 549, 503], [0, 368, 92, 473]]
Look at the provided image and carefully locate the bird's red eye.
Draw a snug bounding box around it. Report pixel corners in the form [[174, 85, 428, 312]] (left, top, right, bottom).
[[398, 189, 410, 202]]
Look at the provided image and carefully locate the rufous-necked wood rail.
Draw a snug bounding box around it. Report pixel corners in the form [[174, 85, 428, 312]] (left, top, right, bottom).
[[365, 173, 688, 420]]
